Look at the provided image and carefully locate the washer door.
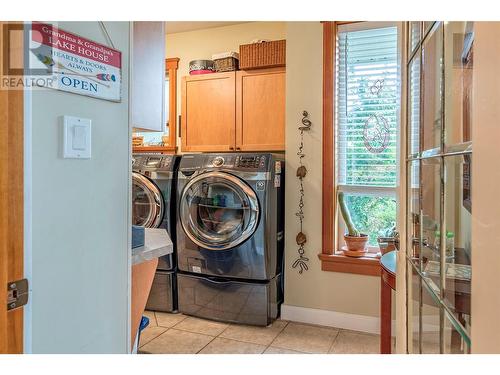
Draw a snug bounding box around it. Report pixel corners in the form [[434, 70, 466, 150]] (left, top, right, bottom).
[[132, 172, 164, 228], [180, 171, 260, 251]]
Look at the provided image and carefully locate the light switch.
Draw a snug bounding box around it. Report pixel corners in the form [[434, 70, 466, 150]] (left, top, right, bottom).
[[72, 125, 87, 150], [63, 116, 91, 159]]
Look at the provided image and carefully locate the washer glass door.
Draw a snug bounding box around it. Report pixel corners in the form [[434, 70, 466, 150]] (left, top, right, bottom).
[[180, 171, 260, 250], [132, 172, 164, 228]]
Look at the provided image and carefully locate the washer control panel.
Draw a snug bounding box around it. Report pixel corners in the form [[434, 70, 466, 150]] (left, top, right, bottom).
[[132, 154, 174, 170]]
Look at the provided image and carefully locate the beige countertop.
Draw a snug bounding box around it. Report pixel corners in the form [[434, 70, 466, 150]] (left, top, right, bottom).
[[131, 228, 173, 265]]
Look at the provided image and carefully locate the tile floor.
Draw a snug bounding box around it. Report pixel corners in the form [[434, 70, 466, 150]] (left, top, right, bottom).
[[139, 311, 385, 354]]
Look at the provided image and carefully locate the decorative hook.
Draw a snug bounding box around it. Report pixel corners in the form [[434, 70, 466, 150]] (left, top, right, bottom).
[[299, 110, 312, 131], [293, 110, 311, 275]]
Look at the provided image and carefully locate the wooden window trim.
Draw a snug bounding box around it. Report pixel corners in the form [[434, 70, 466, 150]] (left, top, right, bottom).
[[318, 21, 381, 277], [132, 57, 179, 154]]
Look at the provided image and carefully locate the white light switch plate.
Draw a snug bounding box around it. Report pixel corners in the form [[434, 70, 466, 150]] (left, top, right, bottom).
[[63, 116, 91, 159]]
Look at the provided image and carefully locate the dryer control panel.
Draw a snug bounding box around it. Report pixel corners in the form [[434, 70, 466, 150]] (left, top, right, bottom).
[[235, 155, 267, 169]]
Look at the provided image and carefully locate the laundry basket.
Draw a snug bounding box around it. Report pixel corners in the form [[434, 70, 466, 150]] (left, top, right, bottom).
[[133, 315, 150, 353]]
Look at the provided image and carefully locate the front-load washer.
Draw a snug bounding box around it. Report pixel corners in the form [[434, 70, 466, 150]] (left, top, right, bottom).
[[176, 153, 285, 325], [132, 153, 180, 312]]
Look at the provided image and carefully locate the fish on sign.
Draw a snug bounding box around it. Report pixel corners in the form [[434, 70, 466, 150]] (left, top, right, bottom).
[[29, 22, 122, 102]]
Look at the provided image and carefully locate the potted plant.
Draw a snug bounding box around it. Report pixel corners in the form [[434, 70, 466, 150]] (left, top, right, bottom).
[[377, 222, 399, 256], [338, 191, 368, 256]]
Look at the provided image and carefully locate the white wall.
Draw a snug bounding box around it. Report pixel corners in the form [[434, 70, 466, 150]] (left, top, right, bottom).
[[284, 22, 381, 317], [29, 22, 130, 353]]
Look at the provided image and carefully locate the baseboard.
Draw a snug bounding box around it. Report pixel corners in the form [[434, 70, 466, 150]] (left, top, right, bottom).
[[281, 304, 395, 335]]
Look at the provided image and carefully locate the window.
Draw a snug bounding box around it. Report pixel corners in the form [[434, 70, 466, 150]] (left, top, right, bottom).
[[335, 23, 399, 248]]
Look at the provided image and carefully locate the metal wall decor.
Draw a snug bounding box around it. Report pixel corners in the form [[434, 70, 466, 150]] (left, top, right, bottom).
[[363, 78, 390, 153], [363, 114, 390, 153], [292, 111, 312, 274]]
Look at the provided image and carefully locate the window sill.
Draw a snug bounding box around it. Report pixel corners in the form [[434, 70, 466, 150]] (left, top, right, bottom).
[[318, 249, 381, 276]]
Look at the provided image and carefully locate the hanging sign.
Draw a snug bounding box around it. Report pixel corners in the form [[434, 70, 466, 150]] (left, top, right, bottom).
[[29, 22, 122, 102]]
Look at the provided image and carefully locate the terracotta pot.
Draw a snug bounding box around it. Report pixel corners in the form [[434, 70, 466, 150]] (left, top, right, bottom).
[[344, 234, 369, 252]]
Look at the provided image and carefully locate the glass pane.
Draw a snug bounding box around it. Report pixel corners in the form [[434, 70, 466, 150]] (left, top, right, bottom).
[[181, 177, 258, 249], [340, 194, 396, 246], [409, 22, 421, 55], [407, 160, 421, 268], [424, 22, 435, 36], [444, 22, 474, 150], [443, 154, 472, 333], [132, 178, 161, 227], [408, 262, 470, 354], [443, 312, 471, 354], [420, 157, 442, 291], [188, 182, 246, 237], [408, 50, 421, 157], [407, 262, 420, 353], [421, 22, 443, 153], [408, 262, 440, 354]]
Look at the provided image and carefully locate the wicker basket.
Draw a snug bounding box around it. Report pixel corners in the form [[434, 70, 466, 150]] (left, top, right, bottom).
[[239, 40, 286, 70], [132, 136, 144, 147], [214, 57, 239, 72]]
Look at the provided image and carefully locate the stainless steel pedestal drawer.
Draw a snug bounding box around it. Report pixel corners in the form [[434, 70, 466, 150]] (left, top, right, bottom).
[[177, 273, 282, 326], [146, 270, 177, 312]]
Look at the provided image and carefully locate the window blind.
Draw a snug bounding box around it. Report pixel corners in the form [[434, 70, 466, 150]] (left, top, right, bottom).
[[336, 26, 399, 187]]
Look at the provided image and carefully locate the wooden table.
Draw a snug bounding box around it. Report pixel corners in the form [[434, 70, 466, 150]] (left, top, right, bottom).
[[380, 250, 396, 354]]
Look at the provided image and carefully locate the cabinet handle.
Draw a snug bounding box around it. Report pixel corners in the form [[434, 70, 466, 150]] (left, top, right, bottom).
[[236, 147, 241, 151], [229, 146, 234, 150]]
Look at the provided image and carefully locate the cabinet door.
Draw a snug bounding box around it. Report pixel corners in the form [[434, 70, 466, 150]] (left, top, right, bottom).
[[236, 68, 285, 151], [181, 72, 236, 152], [131, 22, 165, 131]]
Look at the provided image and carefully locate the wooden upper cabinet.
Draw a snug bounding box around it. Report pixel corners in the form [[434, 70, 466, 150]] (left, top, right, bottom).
[[236, 68, 285, 151], [181, 72, 236, 152], [180, 67, 285, 152]]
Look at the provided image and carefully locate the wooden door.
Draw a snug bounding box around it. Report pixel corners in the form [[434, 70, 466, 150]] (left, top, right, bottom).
[[236, 68, 285, 151], [181, 72, 236, 152], [0, 22, 24, 354]]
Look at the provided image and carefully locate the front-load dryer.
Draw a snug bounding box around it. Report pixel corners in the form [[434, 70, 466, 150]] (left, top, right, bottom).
[[132, 153, 180, 312], [176, 153, 285, 325]]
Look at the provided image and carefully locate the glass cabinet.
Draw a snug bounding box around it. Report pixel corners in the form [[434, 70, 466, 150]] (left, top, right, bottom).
[[405, 21, 473, 354]]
